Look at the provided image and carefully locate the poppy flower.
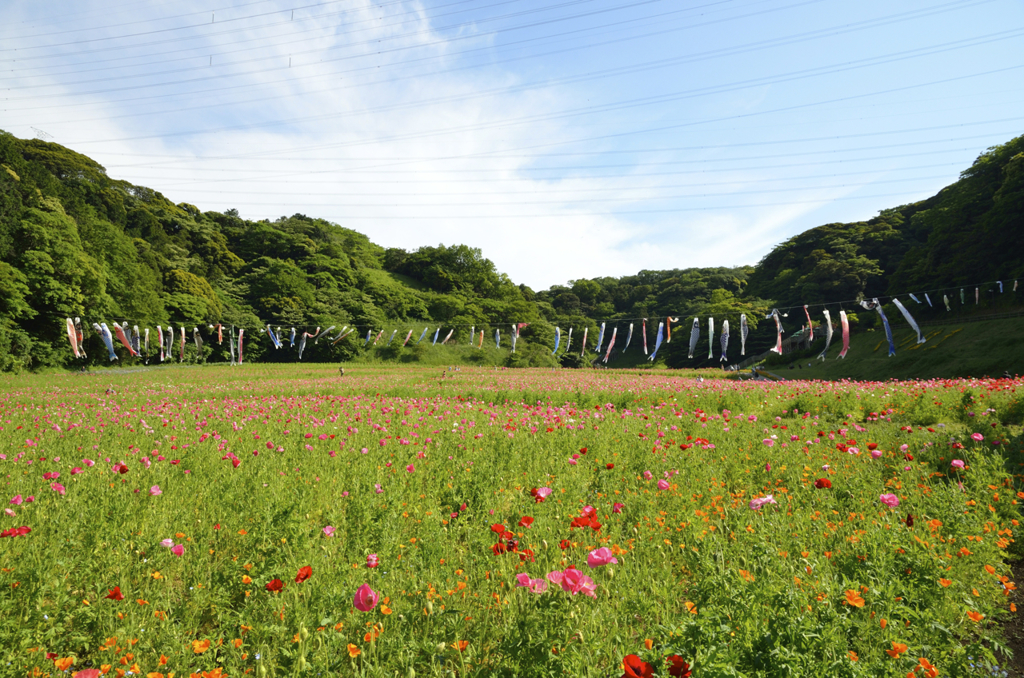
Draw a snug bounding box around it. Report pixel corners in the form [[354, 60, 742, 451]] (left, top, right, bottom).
[[613, 502, 625, 513], [559, 539, 571, 550], [265, 579, 285, 592], [587, 547, 618, 568], [0, 526, 31, 538], [814, 478, 831, 489], [547, 567, 598, 598], [353, 583, 379, 611], [531, 487, 552, 503], [666, 655, 692, 678], [885, 642, 908, 658], [518, 516, 534, 528], [844, 590, 865, 607], [490, 523, 506, 535], [905, 514, 914, 527], [73, 670, 102, 678], [606, 463, 615, 470], [879, 493, 900, 508], [492, 543, 508, 556], [621, 654, 654, 678], [347, 643, 361, 658], [295, 566, 312, 583], [105, 586, 124, 601], [366, 554, 379, 568]]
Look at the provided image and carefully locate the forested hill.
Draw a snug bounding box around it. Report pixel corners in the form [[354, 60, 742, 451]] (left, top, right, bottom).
[[0, 129, 1021, 372]]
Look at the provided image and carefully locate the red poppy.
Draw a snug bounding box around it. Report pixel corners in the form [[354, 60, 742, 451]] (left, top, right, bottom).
[[490, 523, 506, 535], [814, 478, 832, 489], [606, 463, 615, 470], [519, 549, 535, 563], [867, 443, 878, 450], [265, 578, 285, 592], [518, 516, 534, 528], [621, 654, 653, 678], [905, 514, 914, 527], [0, 526, 31, 538], [491, 543, 508, 556], [295, 566, 312, 583], [666, 655, 692, 678], [105, 586, 124, 601], [580, 447, 588, 454], [559, 539, 571, 550], [904, 453, 914, 461], [570, 516, 591, 529]]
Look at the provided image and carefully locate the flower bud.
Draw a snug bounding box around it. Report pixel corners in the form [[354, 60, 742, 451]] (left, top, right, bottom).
[[408, 668, 416, 678], [426, 600, 434, 615], [299, 624, 309, 641]]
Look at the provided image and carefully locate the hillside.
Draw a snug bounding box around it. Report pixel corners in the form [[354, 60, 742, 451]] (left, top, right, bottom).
[[0, 129, 1021, 373], [760, 314, 1024, 381]]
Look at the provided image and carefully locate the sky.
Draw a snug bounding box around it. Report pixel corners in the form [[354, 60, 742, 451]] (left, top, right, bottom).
[[1, 0, 1022, 290]]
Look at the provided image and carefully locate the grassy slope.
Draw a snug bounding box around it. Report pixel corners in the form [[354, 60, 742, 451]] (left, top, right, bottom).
[[769, 315, 1024, 380]]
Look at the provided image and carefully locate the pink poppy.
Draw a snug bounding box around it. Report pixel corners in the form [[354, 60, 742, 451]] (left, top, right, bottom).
[[323, 526, 336, 537], [50, 482, 66, 496], [951, 460, 965, 469], [879, 493, 900, 508], [354, 583, 379, 611], [612, 503, 625, 513], [515, 572, 548, 593], [657, 480, 670, 491], [160, 538, 174, 548], [971, 433, 984, 442], [406, 464, 415, 473], [367, 554, 379, 568], [748, 495, 777, 510], [171, 544, 184, 557], [149, 485, 162, 496], [10, 495, 22, 506], [547, 567, 598, 598], [587, 547, 618, 568]]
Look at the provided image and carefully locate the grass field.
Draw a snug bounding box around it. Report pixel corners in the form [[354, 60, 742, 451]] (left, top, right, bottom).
[[1, 364, 1023, 678]]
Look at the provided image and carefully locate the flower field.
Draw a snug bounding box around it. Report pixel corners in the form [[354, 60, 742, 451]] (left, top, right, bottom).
[[2, 365, 1023, 678]]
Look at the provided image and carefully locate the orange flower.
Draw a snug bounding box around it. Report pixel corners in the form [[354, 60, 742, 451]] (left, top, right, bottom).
[[451, 640, 469, 652], [967, 610, 984, 622], [886, 642, 908, 658], [232, 639, 243, 649], [347, 644, 361, 658], [53, 657, 74, 671], [985, 564, 996, 575], [159, 655, 168, 665], [192, 639, 211, 654], [147, 673, 165, 678], [380, 605, 393, 615], [241, 575, 252, 584], [684, 601, 697, 614], [644, 639, 653, 650], [848, 651, 858, 662], [916, 658, 939, 678], [739, 569, 755, 583], [880, 619, 887, 629], [938, 578, 952, 588], [333, 622, 345, 632], [844, 590, 866, 608]]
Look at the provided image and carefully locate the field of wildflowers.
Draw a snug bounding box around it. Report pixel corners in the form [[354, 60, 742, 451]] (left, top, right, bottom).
[[1, 364, 1023, 678]]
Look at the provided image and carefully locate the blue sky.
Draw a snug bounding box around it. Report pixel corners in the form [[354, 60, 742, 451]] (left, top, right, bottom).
[[1, 0, 1022, 289]]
